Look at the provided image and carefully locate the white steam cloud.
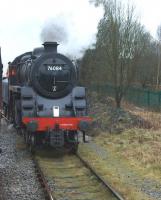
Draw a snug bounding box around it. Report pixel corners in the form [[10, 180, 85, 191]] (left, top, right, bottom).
[[40, 17, 68, 44], [40, 2, 103, 58], [0, 0, 104, 72]]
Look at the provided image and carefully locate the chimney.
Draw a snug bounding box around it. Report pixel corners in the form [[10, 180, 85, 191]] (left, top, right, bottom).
[[43, 42, 59, 53]]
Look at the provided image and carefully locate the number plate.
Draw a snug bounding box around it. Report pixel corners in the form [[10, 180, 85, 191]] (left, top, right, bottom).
[[53, 106, 59, 117]]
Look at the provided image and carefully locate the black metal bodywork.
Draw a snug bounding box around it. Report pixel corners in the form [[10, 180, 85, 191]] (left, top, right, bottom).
[[2, 42, 89, 152]]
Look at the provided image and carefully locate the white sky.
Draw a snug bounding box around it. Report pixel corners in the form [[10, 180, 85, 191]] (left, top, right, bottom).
[[0, 0, 103, 71], [130, 0, 161, 37], [0, 0, 161, 71]]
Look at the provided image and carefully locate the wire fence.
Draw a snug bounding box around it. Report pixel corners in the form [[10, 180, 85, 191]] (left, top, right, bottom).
[[90, 84, 161, 109]]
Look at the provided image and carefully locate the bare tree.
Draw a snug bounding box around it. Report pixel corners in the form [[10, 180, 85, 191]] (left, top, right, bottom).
[[156, 24, 161, 89], [135, 39, 158, 88], [93, 0, 149, 107]]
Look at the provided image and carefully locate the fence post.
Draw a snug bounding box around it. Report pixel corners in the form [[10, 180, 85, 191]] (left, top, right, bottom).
[[147, 90, 150, 107]]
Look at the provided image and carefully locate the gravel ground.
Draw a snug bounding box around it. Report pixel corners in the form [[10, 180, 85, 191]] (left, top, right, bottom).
[[0, 120, 45, 200], [81, 140, 161, 200]]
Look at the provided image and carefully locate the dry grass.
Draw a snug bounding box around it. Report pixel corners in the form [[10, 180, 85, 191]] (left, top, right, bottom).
[[90, 127, 161, 199], [79, 143, 152, 200], [90, 94, 161, 174], [122, 100, 161, 129], [16, 134, 27, 150], [87, 94, 161, 199], [95, 128, 161, 180]]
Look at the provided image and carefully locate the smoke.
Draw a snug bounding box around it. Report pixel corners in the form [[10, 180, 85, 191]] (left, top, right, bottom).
[[40, 17, 68, 44], [40, 1, 103, 58]]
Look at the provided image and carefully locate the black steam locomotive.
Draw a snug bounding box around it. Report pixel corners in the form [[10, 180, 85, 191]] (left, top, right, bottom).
[[2, 42, 91, 152]]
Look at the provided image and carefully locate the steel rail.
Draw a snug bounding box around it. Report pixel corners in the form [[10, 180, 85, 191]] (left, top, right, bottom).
[[0, 111, 55, 200], [76, 152, 125, 200], [33, 158, 56, 200], [0, 111, 124, 200]]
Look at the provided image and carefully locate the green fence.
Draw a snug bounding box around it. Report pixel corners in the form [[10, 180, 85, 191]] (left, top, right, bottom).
[[90, 84, 161, 109]]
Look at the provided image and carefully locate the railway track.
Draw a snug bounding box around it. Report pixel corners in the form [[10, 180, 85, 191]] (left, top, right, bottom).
[[0, 114, 124, 200], [34, 149, 124, 200]]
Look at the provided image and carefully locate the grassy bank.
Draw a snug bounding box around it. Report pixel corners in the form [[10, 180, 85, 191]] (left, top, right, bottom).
[[85, 92, 161, 199], [95, 128, 161, 180]]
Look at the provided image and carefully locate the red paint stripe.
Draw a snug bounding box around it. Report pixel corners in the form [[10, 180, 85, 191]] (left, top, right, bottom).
[[22, 117, 92, 131]]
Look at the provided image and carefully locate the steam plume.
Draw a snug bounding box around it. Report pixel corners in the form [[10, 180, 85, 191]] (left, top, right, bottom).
[[40, 18, 68, 44], [40, 3, 103, 58]]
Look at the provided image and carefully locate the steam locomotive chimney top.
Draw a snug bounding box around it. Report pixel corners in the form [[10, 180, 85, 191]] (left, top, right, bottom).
[[43, 41, 59, 53]]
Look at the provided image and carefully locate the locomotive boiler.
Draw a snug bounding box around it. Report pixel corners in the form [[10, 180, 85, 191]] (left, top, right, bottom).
[[2, 42, 91, 152]]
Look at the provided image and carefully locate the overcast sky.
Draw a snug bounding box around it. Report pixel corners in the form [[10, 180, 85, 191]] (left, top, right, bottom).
[[0, 0, 161, 71], [130, 0, 161, 36]]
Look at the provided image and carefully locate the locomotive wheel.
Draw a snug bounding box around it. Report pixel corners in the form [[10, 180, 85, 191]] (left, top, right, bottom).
[[70, 143, 78, 154], [16, 129, 21, 135], [30, 134, 36, 146], [14, 100, 21, 128], [64, 131, 79, 154], [29, 134, 36, 153], [3, 104, 7, 117], [23, 130, 29, 146]]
